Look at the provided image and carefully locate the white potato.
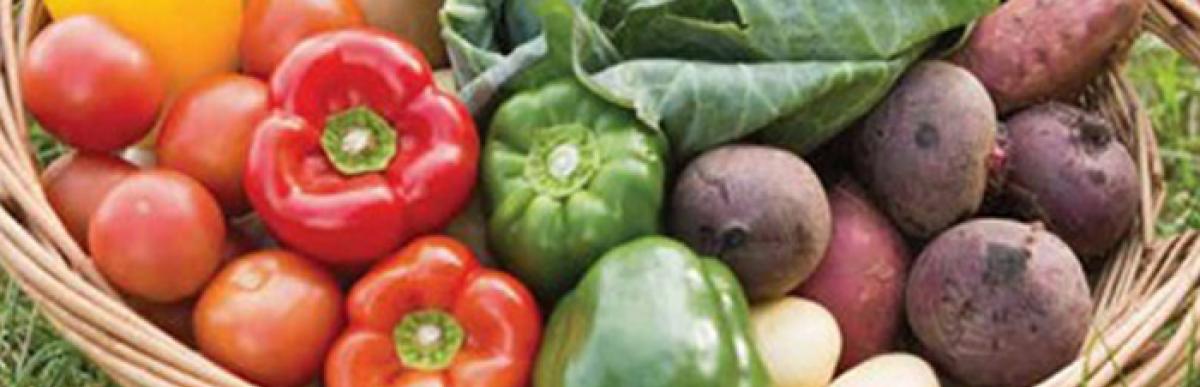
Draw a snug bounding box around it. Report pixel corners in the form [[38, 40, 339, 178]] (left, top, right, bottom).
[[750, 297, 841, 387], [830, 353, 940, 387]]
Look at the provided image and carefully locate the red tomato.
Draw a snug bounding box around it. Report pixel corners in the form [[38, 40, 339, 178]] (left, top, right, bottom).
[[42, 152, 137, 247], [158, 75, 270, 214], [89, 169, 226, 303], [221, 227, 259, 264], [194, 250, 344, 387], [128, 298, 197, 346], [240, 0, 364, 78], [21, 16, 166, 152], [126, 229, 258, 346]]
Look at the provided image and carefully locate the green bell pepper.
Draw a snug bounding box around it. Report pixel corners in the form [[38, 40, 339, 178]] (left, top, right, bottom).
[[535, 236, 771, 387], [482, 80, 668, 301]]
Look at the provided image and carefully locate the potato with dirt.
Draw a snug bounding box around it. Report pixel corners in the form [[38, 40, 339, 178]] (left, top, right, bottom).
[[953, 0, 1147, 113], [854, 61, 996, 239], [907, 219, 1092, 387], [999, 102, 1138, 257], [794, 178, 909, 372], [670, 144, 831, 302]]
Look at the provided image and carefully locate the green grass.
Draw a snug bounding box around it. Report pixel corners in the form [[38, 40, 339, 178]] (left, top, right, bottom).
[[1126, 37, 1200, 233], [0, 276, 111, 387], [1126, 34, 1200, 387], [0, 125, 109, 387], [1, 35, 1199, 386]]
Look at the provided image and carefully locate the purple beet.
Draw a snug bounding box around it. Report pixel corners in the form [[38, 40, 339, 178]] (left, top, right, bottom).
[[1000, 102, 1138, 256], [907, 219, 1092, 387], [855, 61, 997, 239]]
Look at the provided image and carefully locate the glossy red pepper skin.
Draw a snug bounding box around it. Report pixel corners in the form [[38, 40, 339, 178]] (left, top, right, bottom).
[[325, 236, 541, 387], [245, 29, 478, 264]]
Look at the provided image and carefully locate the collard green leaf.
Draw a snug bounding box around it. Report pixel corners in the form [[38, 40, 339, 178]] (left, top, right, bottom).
[[585, 57, 912, 156], [441, 0, 506, 85], [441, 0, 997, 156], [613, 13, 761, 61], [734, 0, 998, 60], [442, 0, 593, 114]]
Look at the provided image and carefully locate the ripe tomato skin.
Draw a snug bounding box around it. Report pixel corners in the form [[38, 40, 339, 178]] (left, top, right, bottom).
[[42, 152, 137, 247], [195, 250, 344, 387], [89, 169, 226, 303], [21, 16, 166, 152], [240, 0, 364, 78], [127, 229, 258, 346], [43, 0, 243, 93], [158, 75, 270, 215], [128, 297, 197, 346]]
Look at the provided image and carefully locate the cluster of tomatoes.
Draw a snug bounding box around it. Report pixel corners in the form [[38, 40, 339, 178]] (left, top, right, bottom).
[[29, 1, 538, 386]]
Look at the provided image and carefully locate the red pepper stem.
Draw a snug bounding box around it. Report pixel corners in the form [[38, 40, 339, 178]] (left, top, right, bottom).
[[321, 106, 398, 175], [393, 309, 465, 371]]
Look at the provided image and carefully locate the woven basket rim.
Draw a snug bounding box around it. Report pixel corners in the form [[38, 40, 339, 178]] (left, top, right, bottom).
[[0, 1, 1195, 386], [1148, 0, 1200, 66]]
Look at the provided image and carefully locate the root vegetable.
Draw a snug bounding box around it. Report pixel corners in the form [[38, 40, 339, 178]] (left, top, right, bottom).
[[1000, 102, 1138, 257], [906, 219, 1092, 387], [953, 0, 1147, 113], [750, 297, 841, 387], [854, 61, 996, 238], [829, 353, 940, 387], [670, 144, 831, 301], [795, 179, 909, 371]]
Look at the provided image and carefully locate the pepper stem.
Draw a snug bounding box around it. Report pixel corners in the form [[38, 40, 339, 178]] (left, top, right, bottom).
[[525, 124, 598, 198], [547, 144, 581, 181], [321, 106, 397, 175], [393, 309, 465, 371]]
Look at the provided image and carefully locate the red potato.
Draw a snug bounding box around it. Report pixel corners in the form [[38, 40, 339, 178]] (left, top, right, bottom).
[[907, 219, 1092, 387], [854, 61, 996, 239], [794, 179, 909, 372], [953, 0, 1147, 113]]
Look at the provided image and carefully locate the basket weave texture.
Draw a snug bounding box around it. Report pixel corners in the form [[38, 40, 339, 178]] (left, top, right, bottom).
[[0, 1, 1195, 386]]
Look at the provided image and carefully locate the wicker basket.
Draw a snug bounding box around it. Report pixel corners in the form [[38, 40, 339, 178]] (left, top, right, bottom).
[[1148, 0, 1200, 66], [0, 0, 1194, 386]]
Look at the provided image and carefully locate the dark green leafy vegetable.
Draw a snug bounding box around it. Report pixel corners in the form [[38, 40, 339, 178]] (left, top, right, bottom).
[[441, 0, 998, 158]]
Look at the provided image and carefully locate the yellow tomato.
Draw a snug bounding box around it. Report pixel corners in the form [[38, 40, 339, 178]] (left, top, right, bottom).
[[44, 0, 242, 94]]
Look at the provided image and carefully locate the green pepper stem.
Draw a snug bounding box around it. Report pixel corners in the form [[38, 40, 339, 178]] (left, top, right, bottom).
[[321, 106, 398, 175], [547, 144, 581, 180], [393, 309, 465, 371], [525, 124, 598, 198]]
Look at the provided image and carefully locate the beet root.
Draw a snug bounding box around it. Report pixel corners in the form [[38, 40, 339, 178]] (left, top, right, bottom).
[[855, 61, 996, 239], [1001, 102, 1138, 257], [670, 144, 831, 301], [906, 219, 1092, 387], [795, 178, 909, 372]]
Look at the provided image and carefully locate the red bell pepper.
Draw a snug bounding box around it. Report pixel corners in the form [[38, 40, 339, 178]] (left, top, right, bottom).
[[325, 235, 541, 387], [245, 28, 478, 264]]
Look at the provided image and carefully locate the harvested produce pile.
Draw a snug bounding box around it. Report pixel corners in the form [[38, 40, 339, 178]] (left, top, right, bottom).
[[16, 0, 1152, 386]]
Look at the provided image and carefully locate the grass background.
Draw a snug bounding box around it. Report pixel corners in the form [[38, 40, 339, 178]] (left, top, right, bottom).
[[1, 35, 1199, 386]]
